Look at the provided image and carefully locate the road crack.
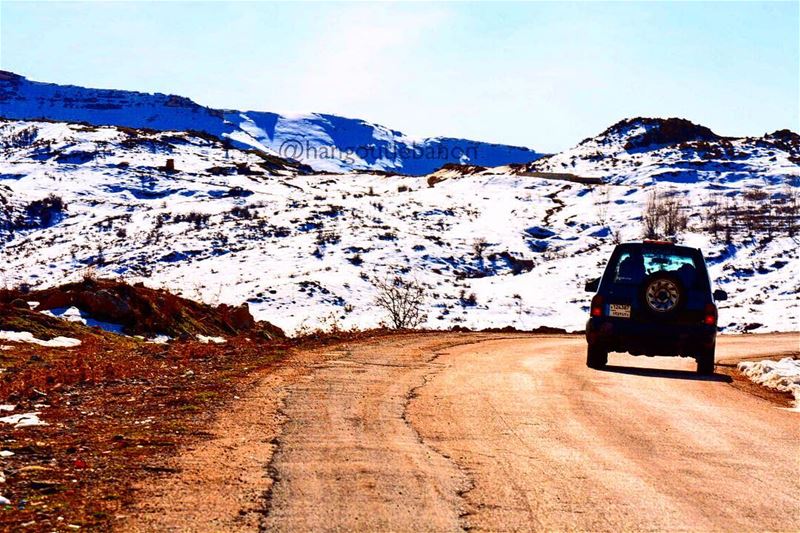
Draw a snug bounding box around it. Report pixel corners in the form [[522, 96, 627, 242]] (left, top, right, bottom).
[[259, 334, 531, 531], [399, 345, 484, 532]]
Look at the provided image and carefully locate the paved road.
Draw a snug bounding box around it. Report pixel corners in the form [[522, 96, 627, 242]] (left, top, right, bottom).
[[127, 333, 799, 532]]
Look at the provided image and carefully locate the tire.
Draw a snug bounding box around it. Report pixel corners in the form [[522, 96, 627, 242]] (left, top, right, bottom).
[[696, 347, 715, 375], [587, 344, 608, 369], [640, 273, 685, 318]]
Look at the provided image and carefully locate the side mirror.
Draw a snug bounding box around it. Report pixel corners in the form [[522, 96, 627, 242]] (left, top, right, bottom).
[[713, 289, 728, 301], [585, 277, 600, 293]]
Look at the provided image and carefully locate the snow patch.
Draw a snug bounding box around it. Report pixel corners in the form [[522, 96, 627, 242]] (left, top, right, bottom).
[[197, 335, 226, 344], [42, 306, 126, 334], [737, 358, 800, 407], [0, 412, 47, 428], [0, 331, 81, 347]]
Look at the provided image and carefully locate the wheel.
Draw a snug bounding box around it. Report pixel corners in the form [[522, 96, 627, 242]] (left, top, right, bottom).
[[696, 347, 715, 375], [640, 273, 685, 318], [587, 344, 608, 369]]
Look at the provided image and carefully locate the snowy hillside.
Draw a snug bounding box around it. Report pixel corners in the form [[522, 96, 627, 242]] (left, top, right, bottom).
[[0, 71, 542, 175], [523, 117, 800, 186], [1, 118, 798, 335]]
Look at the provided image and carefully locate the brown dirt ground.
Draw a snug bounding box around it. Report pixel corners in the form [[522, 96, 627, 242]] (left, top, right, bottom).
[[123, 332, 798, 532]]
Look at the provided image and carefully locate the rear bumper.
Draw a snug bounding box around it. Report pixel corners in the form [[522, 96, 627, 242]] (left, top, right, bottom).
[[586, 316, 716, 357]]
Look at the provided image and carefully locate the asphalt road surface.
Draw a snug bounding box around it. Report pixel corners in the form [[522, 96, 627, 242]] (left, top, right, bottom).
[[127, 333, 799, 532]]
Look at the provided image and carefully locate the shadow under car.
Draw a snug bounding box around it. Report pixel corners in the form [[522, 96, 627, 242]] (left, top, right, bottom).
[[600, 365, 732, 383]]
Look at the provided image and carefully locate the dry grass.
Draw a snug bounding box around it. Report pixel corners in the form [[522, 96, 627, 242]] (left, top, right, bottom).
[[0, 293, 395, 530], [0, 332, 286, 530]]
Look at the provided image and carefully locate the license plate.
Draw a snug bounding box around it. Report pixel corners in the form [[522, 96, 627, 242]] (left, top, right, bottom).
[[609, 304, 631, 318]]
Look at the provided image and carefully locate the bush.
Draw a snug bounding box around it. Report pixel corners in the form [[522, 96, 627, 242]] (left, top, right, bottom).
[[373, 275, 426, 329], [703, 195, 725, 238], [661, 195, 688, 237], [230, 206, 254, 219], [23, 194, 66, 228], [642, 191, 660, 239], [781, 186, 799, 236], [174, 211, 211, 229], [472, 238, 489, 258], [594, 185, 611, 227], [459, 290, 478, 307], [703, 187, 799, 242], [641, 190, 688, 239]]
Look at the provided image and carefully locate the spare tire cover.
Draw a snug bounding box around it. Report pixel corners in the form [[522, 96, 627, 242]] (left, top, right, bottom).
[[644, 274, 682, 313]]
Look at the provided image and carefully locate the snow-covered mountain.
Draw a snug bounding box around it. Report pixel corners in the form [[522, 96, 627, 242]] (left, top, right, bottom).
[[1, 117, 797, 334], [0, 71, 542, 175], [521, 117, 800, 186]]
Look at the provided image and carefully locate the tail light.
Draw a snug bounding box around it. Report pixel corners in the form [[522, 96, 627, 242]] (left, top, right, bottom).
[[703, 303, 717, 326], [591, 295, 604, 317]]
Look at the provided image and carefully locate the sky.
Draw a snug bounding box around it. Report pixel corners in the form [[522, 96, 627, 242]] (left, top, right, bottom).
[[1, 1, 798, 152]]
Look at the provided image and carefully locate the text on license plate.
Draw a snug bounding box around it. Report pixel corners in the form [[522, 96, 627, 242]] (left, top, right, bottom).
[[609, 304, 631, 318]]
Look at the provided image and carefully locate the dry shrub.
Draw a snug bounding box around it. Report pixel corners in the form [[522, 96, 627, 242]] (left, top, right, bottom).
[[373, 275, 426, 329], [642, 190, 688, 239]]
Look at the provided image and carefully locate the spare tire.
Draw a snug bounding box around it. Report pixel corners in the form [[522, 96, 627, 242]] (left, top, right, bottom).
[[641, 272, 684, 315]]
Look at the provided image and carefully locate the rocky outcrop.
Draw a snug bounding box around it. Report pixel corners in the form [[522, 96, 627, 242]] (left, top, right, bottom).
[[1, 279, 285, 339], [595, 118, 721, 151]]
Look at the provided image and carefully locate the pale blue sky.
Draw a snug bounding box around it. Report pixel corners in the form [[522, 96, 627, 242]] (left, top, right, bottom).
[[1, 1, 797, 152]]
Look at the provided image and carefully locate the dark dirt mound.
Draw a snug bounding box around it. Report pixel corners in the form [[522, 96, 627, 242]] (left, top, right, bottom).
[[0, 279, 284, 339], [435, 162, 488, 173], [761, 129, 800, 154], [621, 118, 719, 150], [593, 117, 719, 151], [766, 129, 800, 141], [427, 163, 487, 187], [0, 303, 93, 340]]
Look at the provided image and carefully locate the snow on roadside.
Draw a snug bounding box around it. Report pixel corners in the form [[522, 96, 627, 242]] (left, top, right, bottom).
[[197, 335, 226, 344], [0, 405, 48, 429], [0, 331, 81, 347], [737, 358, 800, 408], [0, 463, 8, 504], [0, 412, 48, 428], [144, 334, 171, 344]]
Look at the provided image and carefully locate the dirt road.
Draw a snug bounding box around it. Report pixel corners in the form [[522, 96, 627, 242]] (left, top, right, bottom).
[[127, 333, 799, 532]]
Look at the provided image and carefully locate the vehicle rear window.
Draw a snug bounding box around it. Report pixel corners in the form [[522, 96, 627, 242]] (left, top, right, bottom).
[[612, 248, 700, 287]]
